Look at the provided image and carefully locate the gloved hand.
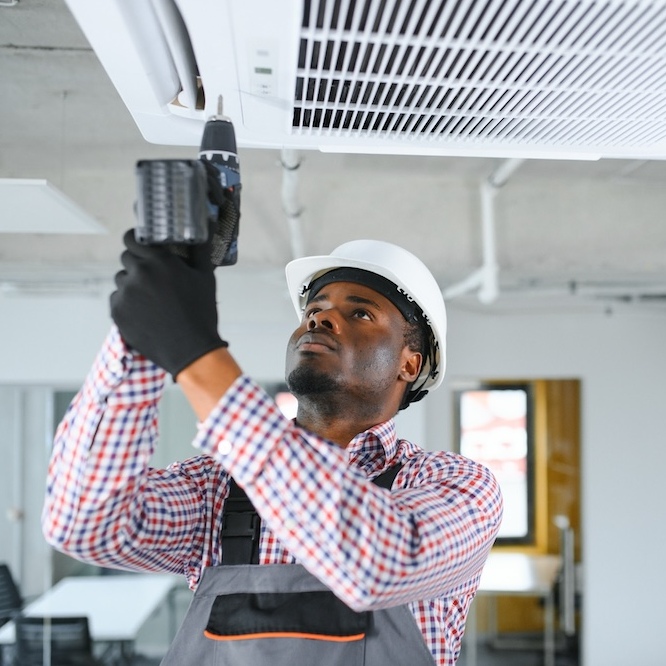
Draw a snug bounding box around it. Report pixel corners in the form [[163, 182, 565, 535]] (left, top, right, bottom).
[[110, 227, 227, 378], [203, 159, 241, 267]]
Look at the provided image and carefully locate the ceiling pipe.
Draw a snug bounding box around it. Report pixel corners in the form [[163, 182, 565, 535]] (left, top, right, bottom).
[[280, 148, 305, 259], [443, 158, 524, 304]]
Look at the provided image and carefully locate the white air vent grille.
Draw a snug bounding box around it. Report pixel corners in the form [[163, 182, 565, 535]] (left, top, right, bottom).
[[65, 0, 666, 156], [293, 0, 666, 148]]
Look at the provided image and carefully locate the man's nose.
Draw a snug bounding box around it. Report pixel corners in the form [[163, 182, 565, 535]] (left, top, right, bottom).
[[307, 309, 339, 332]]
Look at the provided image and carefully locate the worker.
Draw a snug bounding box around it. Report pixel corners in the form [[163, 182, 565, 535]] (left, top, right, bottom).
[[42, 229, 503, 665]]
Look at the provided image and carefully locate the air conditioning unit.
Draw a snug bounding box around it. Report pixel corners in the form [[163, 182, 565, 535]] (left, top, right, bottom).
[[65, 0, 666, 159]]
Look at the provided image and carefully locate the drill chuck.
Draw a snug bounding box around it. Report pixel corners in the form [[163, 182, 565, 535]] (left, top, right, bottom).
[[198, 117, 241, 190]]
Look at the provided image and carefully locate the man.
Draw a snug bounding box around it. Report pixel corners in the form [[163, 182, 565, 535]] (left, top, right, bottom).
[[43, 229, 502, 665]]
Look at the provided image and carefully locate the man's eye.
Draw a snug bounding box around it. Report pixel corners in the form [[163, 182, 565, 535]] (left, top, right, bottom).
[[352, 309, 372, 320], [305, 307, 320, 319]]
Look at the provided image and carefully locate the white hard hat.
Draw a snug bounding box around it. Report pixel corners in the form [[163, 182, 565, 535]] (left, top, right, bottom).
[[285, 240, 447, 401]]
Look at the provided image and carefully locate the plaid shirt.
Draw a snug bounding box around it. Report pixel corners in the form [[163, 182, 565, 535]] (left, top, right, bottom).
[[43, 326, 502, 665]]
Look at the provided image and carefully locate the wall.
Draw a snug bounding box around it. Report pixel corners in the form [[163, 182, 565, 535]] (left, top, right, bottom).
[[432, 305, 666, 666], [0, 386, 53, 598], [1, 279, 665, 665]]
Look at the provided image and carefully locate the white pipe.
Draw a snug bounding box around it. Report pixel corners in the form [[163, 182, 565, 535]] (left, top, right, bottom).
[[441, 267, 484, 299], [488, 157, 524, 188], [280, 149, 305, 259], [478, 181, 499, 304], [443, 158, 524, 303]]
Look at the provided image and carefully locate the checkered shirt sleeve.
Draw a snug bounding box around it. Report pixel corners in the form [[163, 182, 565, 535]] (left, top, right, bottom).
[[43, 326, 225, 578]]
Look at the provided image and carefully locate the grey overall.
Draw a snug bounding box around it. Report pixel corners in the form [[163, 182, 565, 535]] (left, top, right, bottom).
[[160, 466, 436, 665]]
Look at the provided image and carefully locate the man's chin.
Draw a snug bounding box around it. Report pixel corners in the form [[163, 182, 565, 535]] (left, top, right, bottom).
[[286, 365, 340, 398]]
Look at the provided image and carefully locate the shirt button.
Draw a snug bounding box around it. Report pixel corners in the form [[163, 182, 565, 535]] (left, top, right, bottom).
[[109, 359, 123, 374], [218, 439, 233, 456]]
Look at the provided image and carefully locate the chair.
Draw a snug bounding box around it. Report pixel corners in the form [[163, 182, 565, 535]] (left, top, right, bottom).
[[0, 563, 23, 628], [14, 616, 103, 666]]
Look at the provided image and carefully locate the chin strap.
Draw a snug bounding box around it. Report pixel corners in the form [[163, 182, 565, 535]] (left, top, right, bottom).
[[399, 388, 429, 411]]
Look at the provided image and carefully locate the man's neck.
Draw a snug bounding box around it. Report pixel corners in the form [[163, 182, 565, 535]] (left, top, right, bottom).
[[295, 402, 392, 449]]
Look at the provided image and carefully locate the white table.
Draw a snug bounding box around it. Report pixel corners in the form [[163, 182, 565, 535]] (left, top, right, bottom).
[[0, 573, 179, 661], [465, 552, 562, 666]]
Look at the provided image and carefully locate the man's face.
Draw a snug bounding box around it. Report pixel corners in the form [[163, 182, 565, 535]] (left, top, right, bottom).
[[285, 281, 413, 416]]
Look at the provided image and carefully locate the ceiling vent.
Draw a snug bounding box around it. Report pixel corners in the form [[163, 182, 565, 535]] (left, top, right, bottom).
[[65, 0, 666, 158]]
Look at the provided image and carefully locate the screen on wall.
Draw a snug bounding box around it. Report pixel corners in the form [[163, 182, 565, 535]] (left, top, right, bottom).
[[455, 384, 534, 545]]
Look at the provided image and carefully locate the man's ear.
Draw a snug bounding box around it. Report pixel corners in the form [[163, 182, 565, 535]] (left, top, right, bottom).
[[399, 349, 422, 383]]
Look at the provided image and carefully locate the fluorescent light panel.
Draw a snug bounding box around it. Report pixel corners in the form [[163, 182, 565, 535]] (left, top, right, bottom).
[[0, 179, 106, 234]]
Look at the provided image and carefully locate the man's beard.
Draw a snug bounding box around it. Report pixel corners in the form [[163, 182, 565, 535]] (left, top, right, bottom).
[[287, 365, 340, 399]]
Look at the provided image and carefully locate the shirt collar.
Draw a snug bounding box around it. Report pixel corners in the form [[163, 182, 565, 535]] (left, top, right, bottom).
[[346, 418, 399, 476]]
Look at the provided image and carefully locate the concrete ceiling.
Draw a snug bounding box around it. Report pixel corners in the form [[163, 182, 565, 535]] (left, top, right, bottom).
[[2, 0, 666, 312]]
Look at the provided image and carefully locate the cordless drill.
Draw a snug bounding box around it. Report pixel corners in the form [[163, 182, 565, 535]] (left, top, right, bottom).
[[135, 96, 241, 266]]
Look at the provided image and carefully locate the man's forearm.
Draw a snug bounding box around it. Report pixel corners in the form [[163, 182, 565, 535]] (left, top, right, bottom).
[[175, 347, 243, 422]]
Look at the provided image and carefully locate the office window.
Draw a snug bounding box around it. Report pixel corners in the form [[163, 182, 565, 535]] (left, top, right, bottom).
[[455, 383, 534, 545]]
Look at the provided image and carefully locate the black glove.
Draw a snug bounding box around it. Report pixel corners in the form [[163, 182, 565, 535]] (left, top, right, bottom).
[[167, 161, 241, 267], [203, 160, 241, 267], [110, 228, 227, 378]]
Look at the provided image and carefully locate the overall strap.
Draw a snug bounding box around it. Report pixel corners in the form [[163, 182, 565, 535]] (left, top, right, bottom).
[[221, 463, 404, 566], [221, 480, 262, 565], [372, 463, 403, 490]]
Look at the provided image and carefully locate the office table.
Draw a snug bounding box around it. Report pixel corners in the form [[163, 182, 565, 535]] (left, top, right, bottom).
[[0, 573, 179, 662], [465, 553, 562, 666]]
